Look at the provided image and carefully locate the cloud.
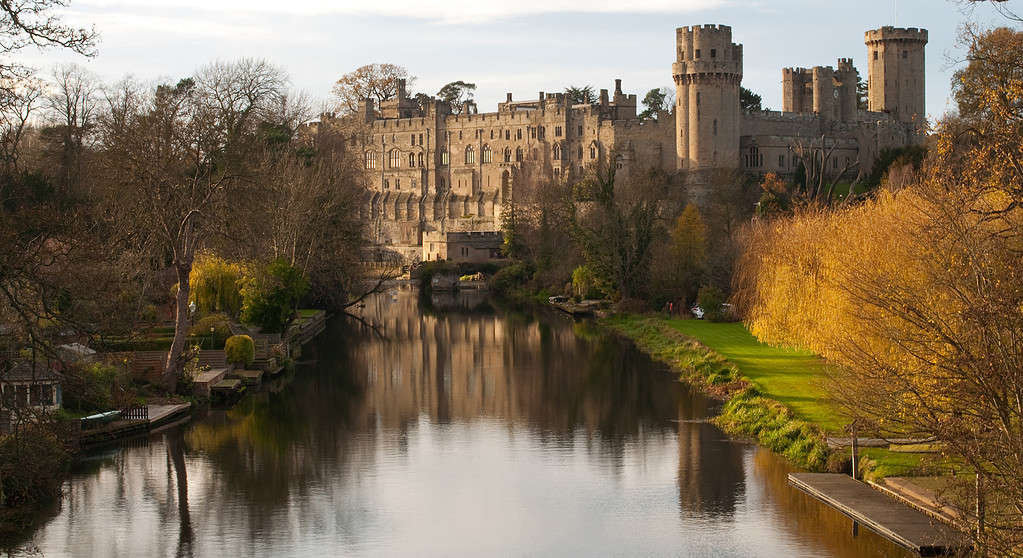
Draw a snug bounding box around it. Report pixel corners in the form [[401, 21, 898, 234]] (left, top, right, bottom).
[[77, 0, 726, 24]]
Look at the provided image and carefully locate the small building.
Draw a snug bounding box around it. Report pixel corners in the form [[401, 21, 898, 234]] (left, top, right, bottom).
[[1, 361, 63, 414], [422, 231, 504, 262]]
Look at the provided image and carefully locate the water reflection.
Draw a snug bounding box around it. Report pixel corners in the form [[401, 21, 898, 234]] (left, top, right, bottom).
[[14, 287, 912, 557]]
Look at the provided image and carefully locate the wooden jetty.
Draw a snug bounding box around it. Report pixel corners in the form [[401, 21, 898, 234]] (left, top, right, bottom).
[[79, 403, 192, 448], [789, 473, 968, 556]]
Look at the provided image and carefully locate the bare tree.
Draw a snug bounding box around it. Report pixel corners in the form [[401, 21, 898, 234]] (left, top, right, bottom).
[[0, 0, 97, 87], [45, 63, 98, 193], [331, 63, 413, 114]]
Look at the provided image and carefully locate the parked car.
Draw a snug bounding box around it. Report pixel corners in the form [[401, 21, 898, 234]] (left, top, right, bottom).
[[690, 305, 705, 319], [691, 303, 733, 320]]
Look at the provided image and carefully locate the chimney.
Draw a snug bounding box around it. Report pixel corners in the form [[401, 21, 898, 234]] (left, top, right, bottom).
[[614, 79, 622, 94], [599, 89, 609, 107], [397, 78, 407, 101], [506, 92, 513, 103]]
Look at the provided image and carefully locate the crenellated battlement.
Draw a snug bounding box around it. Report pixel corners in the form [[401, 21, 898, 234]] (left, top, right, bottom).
[[865, 26, 928, 44]]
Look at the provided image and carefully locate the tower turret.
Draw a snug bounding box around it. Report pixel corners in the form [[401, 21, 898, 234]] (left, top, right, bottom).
[[673, 24, 742, 171], [865, 26, 927, 123]]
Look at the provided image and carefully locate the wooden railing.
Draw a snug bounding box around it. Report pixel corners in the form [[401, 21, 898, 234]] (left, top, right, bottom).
[[121, 404, 148, 421]]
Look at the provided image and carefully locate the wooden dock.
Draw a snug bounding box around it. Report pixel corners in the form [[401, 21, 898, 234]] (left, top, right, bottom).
[[788, 473, 967, 556], [79, 403, 192, 448]]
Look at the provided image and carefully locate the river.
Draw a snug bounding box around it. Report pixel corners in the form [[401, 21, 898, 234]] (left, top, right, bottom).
[[10, 287, 912, 557]]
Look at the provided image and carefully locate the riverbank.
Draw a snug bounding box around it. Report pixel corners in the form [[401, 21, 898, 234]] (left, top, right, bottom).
[[602, 314, 834, 471]]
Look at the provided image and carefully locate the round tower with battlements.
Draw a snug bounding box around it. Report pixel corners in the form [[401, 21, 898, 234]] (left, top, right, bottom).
[[673, 24, 743, 171], [865, 26, 927, 123]]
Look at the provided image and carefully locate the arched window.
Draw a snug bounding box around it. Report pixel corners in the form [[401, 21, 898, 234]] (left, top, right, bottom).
[[364, 151, 377, 169], [482, 144, 492, 163], [504, 147, 511, 162], [517, 129, 522, 140], [418, 152, 424, 167], [389, 149, 400, 169], [589, 146, 596, 159], [515, 147, 523, 162], [553, 144, 561, 161], [465, 145, 475, 164], [409, 152, 416, 167], [441, 149, 449, 166]]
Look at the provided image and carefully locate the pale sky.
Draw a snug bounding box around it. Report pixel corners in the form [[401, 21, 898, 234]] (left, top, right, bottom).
[[18, 0, 1017, 120]]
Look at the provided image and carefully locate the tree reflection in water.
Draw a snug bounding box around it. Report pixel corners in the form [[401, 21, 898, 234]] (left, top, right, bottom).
[[16, 287, 913, 557]]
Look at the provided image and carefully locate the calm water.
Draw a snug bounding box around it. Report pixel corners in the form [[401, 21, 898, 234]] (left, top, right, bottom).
[[11, 287, 912, 557]]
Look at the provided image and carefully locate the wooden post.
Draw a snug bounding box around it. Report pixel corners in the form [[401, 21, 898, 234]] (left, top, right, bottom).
[[976, 472, 985, 539], [851, 423, 859, 481]]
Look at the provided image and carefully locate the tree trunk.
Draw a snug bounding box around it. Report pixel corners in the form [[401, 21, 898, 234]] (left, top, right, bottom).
[[163, 259, 193, 391]]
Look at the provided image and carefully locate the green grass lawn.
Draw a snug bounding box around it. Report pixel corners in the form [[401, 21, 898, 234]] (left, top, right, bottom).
[[666, 319, 847, 432]]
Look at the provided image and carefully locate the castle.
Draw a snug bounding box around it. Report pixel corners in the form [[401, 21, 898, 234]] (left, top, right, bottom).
[[329, 24, 928, 263]]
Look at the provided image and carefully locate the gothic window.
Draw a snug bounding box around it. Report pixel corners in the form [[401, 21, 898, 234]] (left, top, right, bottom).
[[418, 152, 424, 167], [389, 149, 400, 169], [410, 133, 415, 145], [515, 147, 523, 162], [409, 152, 416, 167], [505, 130, 510, 140], [517, 129, 522, 140], [553, 144, 561, 160], [578, 145, 583, 158], [504, 147, 511, 162], [465, 145, 475, 164], [873, 50, 878, 60], [589, 146, 596, 159], [482, 144, 492, 163], [833, 157, 839, 169], [441, 149, 449, 165], [396, 178, 401, 189], [419, 133, 423, 145], [530, 127, 536, 139], [778, 154, 785, 168], [364, 151, 377, 169], [555, 126, 562, 137], [538, 126, 545, 139], [554, 167, 560, 177], [383, 179, 390, 189]]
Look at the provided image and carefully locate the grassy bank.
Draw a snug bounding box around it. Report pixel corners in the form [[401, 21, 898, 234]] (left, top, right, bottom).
[[602, 314, 833, 471]]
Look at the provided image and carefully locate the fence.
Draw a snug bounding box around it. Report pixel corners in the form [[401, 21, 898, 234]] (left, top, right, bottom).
[[120, 404, 148, 421]]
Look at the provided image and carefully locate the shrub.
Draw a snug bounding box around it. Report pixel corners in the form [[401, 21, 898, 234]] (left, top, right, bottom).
[[697, 285, 728, 322], [224, 335, 255, 367], [61, 362, 130, 413], [0, 422, 71, 516], [489, 262, 534, 295], [240, 259, 309, 333], [188, 313, 232, 347]]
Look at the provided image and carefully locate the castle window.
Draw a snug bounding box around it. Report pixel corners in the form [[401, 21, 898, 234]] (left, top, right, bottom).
[[779, 154, 785, 168], [396, 178, 401, 189], [554, 167, 560, 177], [441, 149, 449, 165], [539, 126, 545, 139], [833, 157, 838, 169], [465, 145, 475, 164], [490, 130, 494, 139], [482, 144, 492, 163], [459, 130, 463, 140], [530, 127, 536, 139], [504, 147, 511, 162], [710, 48, 717, 58], [438, 177, 445, 189], [589, 146, 596, 159], [409, 152, 416, 167], [873, 50, 878, 60], [418, 152, 424, 167], [419, 133, 423, 145], [695, 49, 701, 59], [902, 50, 908, 59], [505, 130, 510, 140], [383, 179, 390, 189], [517, 129, 522, 139], [389, 149, 400, 169], [411, 133, 415, 145], [553, 144, 561, 160], [364, 151, 377, 169], [515, 147, 523, 162], [578, 145, 583, 158], [555, 126, 562, 137], [713, 119, 718, 136], [577, 125, 582, 136]]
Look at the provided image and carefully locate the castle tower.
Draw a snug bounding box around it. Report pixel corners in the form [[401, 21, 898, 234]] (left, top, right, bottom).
[[673, 24, 742, 171], [835, 58, 859, 122], [864, 26, 927, 122]]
